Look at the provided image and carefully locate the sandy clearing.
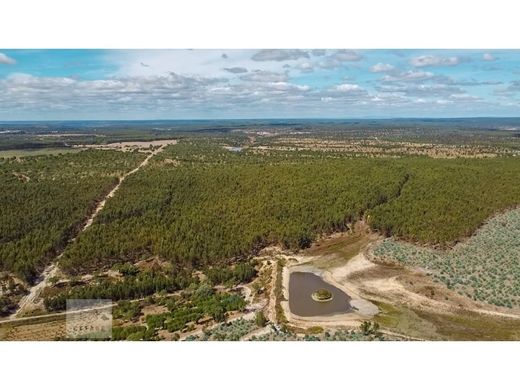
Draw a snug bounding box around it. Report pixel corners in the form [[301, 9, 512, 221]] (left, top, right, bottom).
[[12, 172, 31, 182], [264, 260, 278, 323], [140, 304, 169, 317], [330, 252, 376, 281], [79, 139, 178, 151]]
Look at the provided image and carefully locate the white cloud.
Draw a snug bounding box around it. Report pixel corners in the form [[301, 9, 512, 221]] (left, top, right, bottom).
[[321, 97, 335, 102], [108, 50, 308, 81], [370, 63, 395, 73], [223, 67, 248, 74], [377, 83, 464, 97], [335, 83, 362, 92], [240, 70, 288, 83], [410, 55, 462, 67], [311, 49, 327, 56], [251, 49, 309, 62], [0, 49, 511, 119], [333, 50, 362, 62], [0, 53, 16, 65], [318, 50, 362, 69], [382, 70, 434, 82], [449, 93, 482, 102], [296, 62, 314, 73], [267, 82, 309, 92], [0, 70, 317, 118], [483, 53, 496, 61]]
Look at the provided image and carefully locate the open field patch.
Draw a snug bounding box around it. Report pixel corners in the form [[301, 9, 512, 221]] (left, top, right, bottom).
[[0, 148, 82, 158]]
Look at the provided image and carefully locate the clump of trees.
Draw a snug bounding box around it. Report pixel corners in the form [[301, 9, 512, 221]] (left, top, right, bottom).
[[113, 300, 142, 321], [255, 311, 267, 327], [369, 158, 520, 245], [360, 320, 382, 338], [0, 296, 17, 316], [112, 325, 156, 341], [205, 263, 257, 286], [144, 285, 246, 333], [44, 268, 194, 311]]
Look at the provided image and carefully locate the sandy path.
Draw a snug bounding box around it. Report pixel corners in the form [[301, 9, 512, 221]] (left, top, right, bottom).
[[12, 143, 174, 318], [11, 264, 59, 319], [13, 172, 31, 182], [265, 261, 278, 323], [82, 144, 169, 230], [2, 301, 116, 325]]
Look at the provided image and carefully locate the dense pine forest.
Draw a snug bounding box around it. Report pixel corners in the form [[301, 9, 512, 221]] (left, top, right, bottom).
[[0, 150, 145, 281], [58, 140, 408, 273], [2, 128, 520, 290], [369, 157, 520, 243], [57, 138, 520, 276]]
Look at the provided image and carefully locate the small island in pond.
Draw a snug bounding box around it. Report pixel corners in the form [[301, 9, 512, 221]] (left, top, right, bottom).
[[311, 288, 334, 302]]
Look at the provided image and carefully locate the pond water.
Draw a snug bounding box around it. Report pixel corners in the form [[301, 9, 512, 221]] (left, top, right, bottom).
[[288, 271, 352, 317]]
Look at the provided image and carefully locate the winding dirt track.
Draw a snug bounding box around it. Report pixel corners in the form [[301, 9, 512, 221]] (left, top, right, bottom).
[[11, 143, 173, 319]]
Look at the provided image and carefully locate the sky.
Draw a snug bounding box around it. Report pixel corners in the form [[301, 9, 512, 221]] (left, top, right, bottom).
[[0, 49, 520, 120]]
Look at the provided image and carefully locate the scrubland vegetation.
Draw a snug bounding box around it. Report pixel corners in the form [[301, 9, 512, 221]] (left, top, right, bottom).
[[373, 208, 520, 308], [249, 326, 385, 341], [43, 267, 195, 312], [184, 317, 385, 341], [185, 318, 258, 341], [144, 286, 246, 332], [109, 282, 247, 341]]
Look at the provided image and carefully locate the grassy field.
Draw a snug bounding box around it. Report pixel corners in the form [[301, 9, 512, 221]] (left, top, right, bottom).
[[0, 313, 67, 341], [305, 223, 378, 269], [0, 148, 82, 158], [374, 301, 520, 340]]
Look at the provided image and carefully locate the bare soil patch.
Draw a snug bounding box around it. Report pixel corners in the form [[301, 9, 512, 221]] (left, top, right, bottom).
[[272, 223, 520, 340], [79, 139, 177, 152]]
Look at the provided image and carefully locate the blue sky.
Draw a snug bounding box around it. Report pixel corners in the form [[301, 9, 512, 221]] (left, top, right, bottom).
[[0, 49, 519, 120]]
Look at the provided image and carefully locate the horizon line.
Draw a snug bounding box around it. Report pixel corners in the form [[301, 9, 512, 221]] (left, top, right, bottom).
[[2, 116, 520, 123]]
